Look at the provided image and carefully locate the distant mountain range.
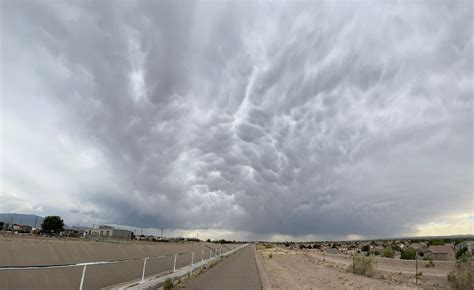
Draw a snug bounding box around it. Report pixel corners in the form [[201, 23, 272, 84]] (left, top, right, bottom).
[[0, 213, 44, 228]]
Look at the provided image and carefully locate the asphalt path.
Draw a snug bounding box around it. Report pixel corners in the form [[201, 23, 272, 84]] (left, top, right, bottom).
[[185, 244, 261, 289]]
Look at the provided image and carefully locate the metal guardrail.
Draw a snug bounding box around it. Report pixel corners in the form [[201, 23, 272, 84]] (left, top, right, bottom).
[[0, 244, 246, 289]]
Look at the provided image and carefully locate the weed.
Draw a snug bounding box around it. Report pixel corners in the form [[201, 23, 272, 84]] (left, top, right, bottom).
[[163, 278, 174, 290]]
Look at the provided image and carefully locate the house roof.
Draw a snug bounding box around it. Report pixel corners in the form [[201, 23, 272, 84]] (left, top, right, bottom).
[[425, 245, 453, 254]]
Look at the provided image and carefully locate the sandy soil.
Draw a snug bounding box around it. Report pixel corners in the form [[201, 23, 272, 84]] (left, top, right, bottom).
[[0, 233, 236, 290], [256, 246, 453, 289]]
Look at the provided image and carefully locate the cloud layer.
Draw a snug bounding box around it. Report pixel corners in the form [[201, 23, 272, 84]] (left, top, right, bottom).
[[1, 0, 472, 239]]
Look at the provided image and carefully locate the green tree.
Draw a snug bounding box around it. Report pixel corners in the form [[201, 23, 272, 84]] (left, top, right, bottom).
[[401, 247, 417, 260], [41, 216, 64, 234], [456, 246, 469, 260], [429, 239, 445, 246], [383, 247, 395, 258], [391, 245, 402, 252]]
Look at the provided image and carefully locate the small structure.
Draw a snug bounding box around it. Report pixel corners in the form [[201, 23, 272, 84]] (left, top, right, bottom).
[[424, 245, 455, 261], [12, 224, 32, 233], [85, 225, 133, 239]]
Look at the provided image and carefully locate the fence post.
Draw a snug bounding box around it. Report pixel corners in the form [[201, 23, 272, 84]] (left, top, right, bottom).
[[352, 254, 355, 273], [141, 257, 149, 284], [79, 264, 87, 290], [415, 255, 418, 285], [190, 251, 194, 275], [201, 250, 204, 271], [173, 253, 178, 272]]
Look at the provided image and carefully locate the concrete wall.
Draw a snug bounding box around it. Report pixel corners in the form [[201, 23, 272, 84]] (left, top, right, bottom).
[[0, 235, 236, 290]]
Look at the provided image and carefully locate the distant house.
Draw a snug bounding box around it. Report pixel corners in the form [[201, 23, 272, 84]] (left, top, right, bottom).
[[424, 245, 455, 261], [12, 224, 32, 233], [85, 225, 133, 239], [410, 242, 428, 254]]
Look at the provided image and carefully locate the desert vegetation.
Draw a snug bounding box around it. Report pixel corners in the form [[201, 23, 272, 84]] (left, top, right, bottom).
[[447, 253, 473, 290], [352, 254, 376, 277]]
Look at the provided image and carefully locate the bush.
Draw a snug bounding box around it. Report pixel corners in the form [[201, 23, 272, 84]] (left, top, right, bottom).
[[401, 248, 416, 260], [352, 254, 376, 277], [269, 253, 273, 258], [361, 245, 371, 252], [425, 259, 435, 268], [374, 250, 380, 256], [164, 278, 174, 290], [264, 243, 273, 249], [284, 242, 290, 247], [391, 245, 402, 252], [447, 253, 473, 290], [383, 247, 394, 258]]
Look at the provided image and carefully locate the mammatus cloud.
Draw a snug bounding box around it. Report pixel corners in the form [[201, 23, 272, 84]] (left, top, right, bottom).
[[1, 0, 472, 240]]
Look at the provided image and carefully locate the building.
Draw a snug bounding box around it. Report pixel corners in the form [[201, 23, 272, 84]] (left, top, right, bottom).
[[12, 224, 32, 233], [410, 242, 428, 254], [424, 245, 455, 261], [85, 225, 133, 239]]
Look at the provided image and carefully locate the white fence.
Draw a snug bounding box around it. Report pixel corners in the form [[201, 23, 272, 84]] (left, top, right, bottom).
[[0, 243, 248, 289]]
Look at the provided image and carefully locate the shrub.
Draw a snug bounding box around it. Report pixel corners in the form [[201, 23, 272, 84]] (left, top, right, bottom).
[[352, 254, 376, 277], [361, 245, 371, 252], [425, 259, 435, 268], [264, 243, 273, 249], [383, 247, 394, 258], [163, 278, 174, 290], [391, 245, 402, 252], [284, 242, 290, 247], [401, 248, 416, 260], [269, 253, 273, 259], [374, 250, 380, 256], [447, 253, 473, 290]]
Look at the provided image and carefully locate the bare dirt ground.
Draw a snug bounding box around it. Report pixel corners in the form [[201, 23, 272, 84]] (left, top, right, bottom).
[[256, 246, 454, 289]]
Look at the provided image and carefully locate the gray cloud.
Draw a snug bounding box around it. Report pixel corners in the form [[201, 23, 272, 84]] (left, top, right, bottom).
[[1, 0, 472, 239]]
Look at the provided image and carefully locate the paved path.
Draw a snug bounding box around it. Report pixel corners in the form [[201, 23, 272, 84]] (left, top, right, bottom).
[[185, 244, 261, 289]]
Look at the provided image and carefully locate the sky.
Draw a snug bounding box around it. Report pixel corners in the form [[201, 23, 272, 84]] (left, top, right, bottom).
[[1, 0, 473, 241]]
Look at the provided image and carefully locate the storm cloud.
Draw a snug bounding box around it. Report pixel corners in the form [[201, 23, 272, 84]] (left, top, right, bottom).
[[1, 0, 472, 239]]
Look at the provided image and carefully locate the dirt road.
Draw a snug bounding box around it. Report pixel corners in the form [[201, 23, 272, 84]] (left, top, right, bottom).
[[185, 244, 262, 289]]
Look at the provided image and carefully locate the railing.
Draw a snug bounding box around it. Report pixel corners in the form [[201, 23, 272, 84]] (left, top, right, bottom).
[[0, 243, 247, 289]]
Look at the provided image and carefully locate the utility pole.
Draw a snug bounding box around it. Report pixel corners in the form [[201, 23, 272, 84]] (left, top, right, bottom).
[[34, 216, 38, 228], [415, 255, 418, 286]]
